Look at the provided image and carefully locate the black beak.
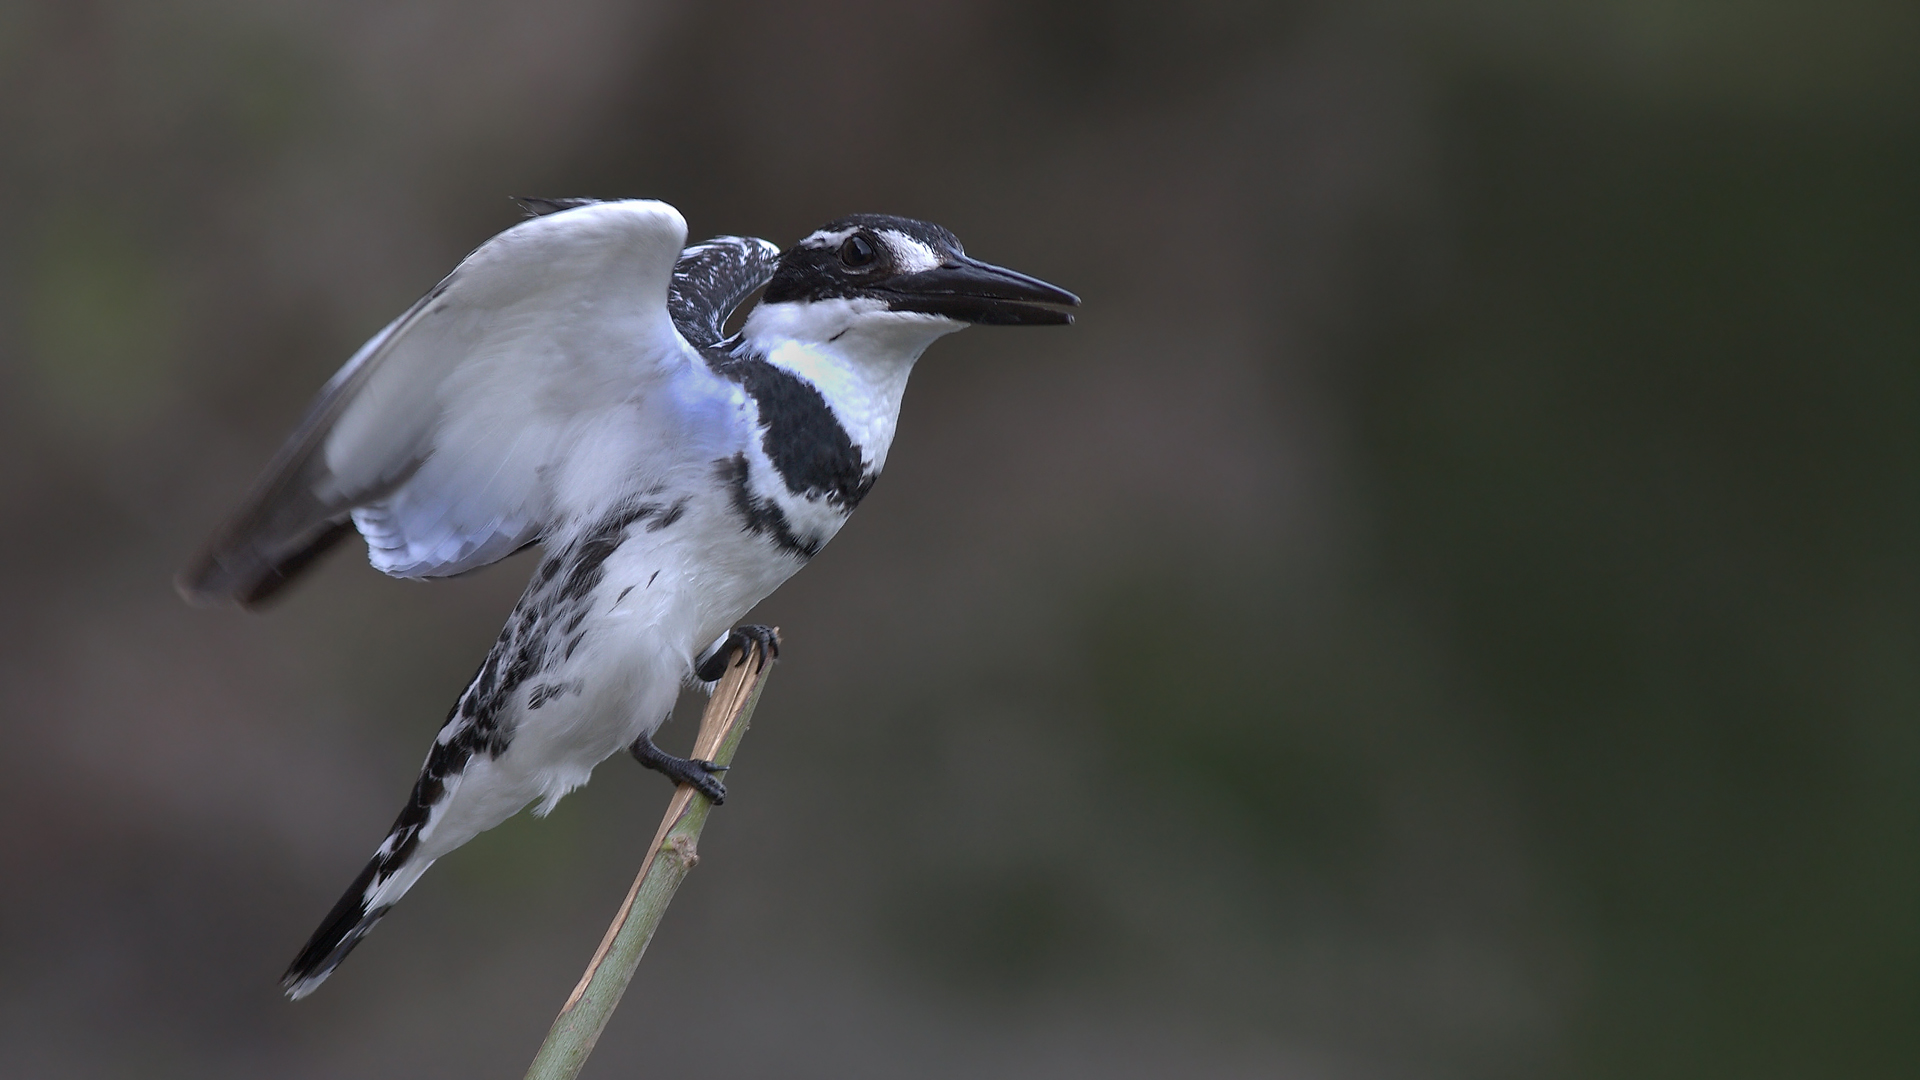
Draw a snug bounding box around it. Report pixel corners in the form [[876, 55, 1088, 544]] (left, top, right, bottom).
[[880, 256, 1081, 326]]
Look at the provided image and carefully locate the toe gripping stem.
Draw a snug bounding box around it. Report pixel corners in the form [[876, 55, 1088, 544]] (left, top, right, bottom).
[[630, 729, 730, 805], [632, 625, 780, 805], [694, 624, 780, 682]]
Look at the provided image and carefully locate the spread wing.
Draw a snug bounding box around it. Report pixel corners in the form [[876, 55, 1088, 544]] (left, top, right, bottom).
[[178, 199, 696, 608]]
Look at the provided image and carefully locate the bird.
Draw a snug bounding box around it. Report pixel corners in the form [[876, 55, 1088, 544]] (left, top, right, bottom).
[[176, 197, 1078, 999]]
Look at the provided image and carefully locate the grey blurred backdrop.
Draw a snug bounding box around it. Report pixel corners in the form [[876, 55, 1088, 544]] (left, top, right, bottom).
[[1, 2, 1915, 1077]]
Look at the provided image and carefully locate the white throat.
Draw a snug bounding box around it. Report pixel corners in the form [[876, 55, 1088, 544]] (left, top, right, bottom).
[[740, 298, 964, 472]]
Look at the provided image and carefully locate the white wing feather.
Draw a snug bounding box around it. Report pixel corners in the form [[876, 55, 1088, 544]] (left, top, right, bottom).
[[180, 199, 693, 604]]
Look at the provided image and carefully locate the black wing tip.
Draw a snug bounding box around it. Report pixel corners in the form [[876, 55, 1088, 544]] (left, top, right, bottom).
[[174, 557, 259, 610], [173, 569, 221, 608], [512, 196, 603, 217], [176, 518, 356, 612]]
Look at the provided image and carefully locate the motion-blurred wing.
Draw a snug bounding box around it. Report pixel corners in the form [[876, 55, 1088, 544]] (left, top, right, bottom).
[[179, 200, 692, 608]]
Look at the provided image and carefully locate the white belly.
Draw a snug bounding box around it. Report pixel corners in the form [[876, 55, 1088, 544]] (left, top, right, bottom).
[[408, 481, 817, 866]]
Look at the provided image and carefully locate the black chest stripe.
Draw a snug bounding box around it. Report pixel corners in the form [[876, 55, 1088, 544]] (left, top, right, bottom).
[[712, 353, 876, 510]]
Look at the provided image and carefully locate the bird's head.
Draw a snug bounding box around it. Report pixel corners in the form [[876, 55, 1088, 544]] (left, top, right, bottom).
[[747, 215, 1078, 352]]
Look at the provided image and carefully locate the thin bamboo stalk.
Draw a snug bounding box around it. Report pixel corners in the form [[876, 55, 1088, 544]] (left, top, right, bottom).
[[523, 633, 777, 1080]]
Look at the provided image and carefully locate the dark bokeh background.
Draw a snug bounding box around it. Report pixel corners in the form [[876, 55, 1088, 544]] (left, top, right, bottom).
[[2, 2, 1915, 1077]]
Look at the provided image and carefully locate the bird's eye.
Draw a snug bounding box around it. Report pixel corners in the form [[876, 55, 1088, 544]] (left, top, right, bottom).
[[840, 234, 877, 268]]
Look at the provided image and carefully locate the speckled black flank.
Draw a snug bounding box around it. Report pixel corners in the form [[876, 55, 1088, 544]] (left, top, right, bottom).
[[561, 506, 636, 601], [448, 497, 677, 748], [718, 453, 820, 558], [647, 498, 688, 532], [559, 499, 676, 601], [527, 680, 580, 710]]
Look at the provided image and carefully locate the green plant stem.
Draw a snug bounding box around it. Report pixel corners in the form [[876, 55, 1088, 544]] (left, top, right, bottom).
[[523, 635, 777, 1080]]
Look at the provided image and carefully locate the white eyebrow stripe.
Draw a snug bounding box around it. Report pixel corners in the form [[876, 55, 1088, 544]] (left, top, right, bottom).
[[798, 227, 859, 248], [881, 231, 941, 273]]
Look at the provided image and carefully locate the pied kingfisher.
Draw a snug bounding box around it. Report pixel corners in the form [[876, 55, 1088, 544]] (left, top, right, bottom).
[[178, 198, 1077, 999]]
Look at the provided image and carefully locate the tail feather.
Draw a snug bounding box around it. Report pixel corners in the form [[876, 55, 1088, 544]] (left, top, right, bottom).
[[282, 804, 438, 999], [282, 855, 394, 1000], [283, 646, 515, 998]]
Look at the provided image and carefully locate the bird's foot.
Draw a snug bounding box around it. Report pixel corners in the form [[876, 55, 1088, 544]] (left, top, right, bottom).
[[694, 624, 781, 682], [629, 730, 729, 804]]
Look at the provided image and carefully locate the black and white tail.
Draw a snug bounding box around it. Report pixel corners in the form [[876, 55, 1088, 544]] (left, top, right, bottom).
[[282, 793, 439, 999], [281, 856, 394, 999]]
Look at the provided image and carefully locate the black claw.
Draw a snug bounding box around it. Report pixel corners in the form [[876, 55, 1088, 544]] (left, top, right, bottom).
[[695, 624, 782, 681], [630, 731, 729, 804], [737, 624, 780, 671], [687, 773, 727, 804]]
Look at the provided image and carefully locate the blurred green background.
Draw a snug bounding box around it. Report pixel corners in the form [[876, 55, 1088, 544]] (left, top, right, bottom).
[[0, 2, 1914, 1077]]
